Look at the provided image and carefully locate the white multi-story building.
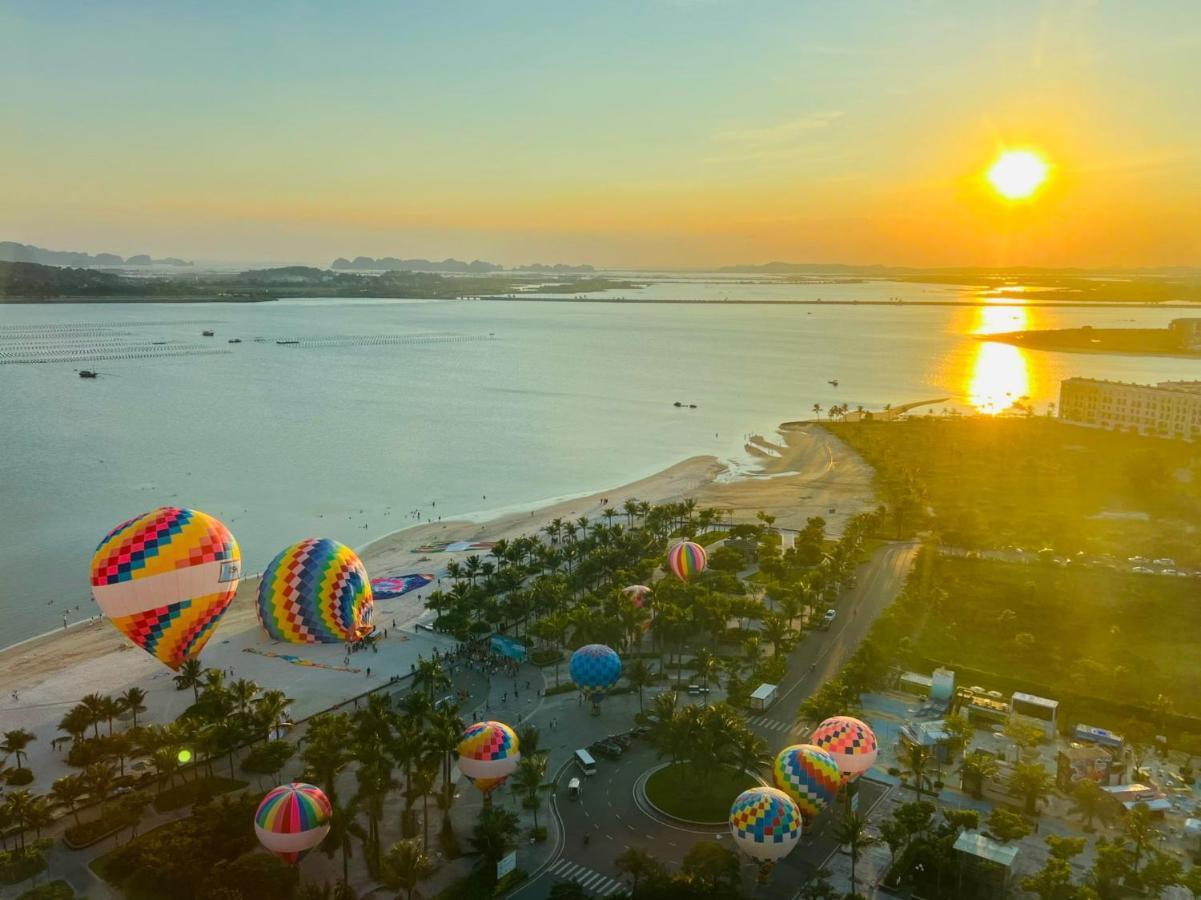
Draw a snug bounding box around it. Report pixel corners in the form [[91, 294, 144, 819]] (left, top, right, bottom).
[[1058, 377, 1201, 440]]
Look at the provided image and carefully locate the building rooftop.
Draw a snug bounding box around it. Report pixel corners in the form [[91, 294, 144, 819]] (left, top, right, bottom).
[[1063, 377, 1201, 395], [954, 831, 1020, 868]]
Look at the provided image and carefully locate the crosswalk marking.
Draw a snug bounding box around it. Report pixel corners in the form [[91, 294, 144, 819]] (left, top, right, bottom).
[[748, 714, 793, 733], [548, 857, 624, 896]]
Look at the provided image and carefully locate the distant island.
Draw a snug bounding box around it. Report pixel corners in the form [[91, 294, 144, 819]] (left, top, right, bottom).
[[0, 240, 191, 267], [331, 255, 594, 274], [0, 260, 631, 303], [981, 319, 1201, 358]]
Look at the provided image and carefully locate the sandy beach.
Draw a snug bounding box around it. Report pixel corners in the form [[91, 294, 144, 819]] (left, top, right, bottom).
[[0, 423, 873, 792]]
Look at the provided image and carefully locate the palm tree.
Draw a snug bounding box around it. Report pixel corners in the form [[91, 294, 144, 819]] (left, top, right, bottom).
[[412, 659, 451, 702], [173, 658, 205, 701], [1, 728, 37, 770], [1008, 762, 1055, 816], [3, 789, 37, 851], [323, 794, 366, 891], [151, 746, 181, 791], [119, 687, 148, 728], [615, 847, 664, 897], [511, 752, 553, 832], [626, 659, 655, 712], [832, 810, 880, 898], [380, 838, 432, 900], [958, 752, 999, 800], [899, 742, 934, 801], [470, 806, 519, 870], [99, 694, 123, 735], [427, 705, 464, 808], [58, 705, 92, 745], [1069, 778, 1107, 830], [51, 774, 87, 826], [84, 761, 117, 814], [229, 678, 261, 719], [303, 713, 354, 801], [80, 692, 108, 739], [255, 689, 295, 741], [691, 648, 721, 691]]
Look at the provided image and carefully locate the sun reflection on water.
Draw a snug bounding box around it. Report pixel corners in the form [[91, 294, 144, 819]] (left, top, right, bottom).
[[967, 306, 1032, 415]]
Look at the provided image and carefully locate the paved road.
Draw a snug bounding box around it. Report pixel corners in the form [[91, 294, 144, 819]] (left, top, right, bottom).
[[510, 540, 919, 900]]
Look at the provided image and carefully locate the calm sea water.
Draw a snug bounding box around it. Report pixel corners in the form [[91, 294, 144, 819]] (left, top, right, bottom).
[[1, 281, 1197, 645]]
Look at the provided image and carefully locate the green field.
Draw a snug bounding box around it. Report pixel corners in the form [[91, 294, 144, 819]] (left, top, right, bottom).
[[910, 555, 1201, 717], [828, 417, 1201, 565], [643, 762, 758, 823]]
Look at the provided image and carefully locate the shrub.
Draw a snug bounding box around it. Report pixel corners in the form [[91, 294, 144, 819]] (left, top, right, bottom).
[[5, 767, 33, 786], [0, 840, 51, 886], [17, 880, 74, 900], [241, 741, 294, 775], [152, 776, 245, 813]]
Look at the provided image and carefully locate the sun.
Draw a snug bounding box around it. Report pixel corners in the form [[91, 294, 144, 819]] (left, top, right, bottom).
[[987, 150, 1050, 200]]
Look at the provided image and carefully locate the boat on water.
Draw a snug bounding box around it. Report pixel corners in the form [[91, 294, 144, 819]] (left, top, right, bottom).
[[828, 378, 839, 386], [228, 338, 242, 343], [276, 340, 299, 345], [202, 330, 215, 337], [78, 370, 98, 379]]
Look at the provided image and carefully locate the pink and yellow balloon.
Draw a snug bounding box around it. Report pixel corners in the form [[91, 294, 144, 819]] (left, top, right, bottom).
[[810, 716, 878, 784], [457, 721, 521, 787]]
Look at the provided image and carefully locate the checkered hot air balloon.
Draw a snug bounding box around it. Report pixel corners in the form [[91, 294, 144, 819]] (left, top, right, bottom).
[[569, 644, 622, 705], [667, 541, 707, 581], [810, 716, 878, 784], [90, 507, 241, 670], [256, 538, 374, 643], [254, 782, 332, 864], [621, 584, 652, 609], [772, 744, 840, 822], [473, 776, 508, 795], [728, 786, 802, 864], [457, 721, 521, 782]]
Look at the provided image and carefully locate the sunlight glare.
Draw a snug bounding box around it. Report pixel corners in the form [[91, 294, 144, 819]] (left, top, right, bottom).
[[967, 306, 1032, 413], [987, 150, 1049, 200]]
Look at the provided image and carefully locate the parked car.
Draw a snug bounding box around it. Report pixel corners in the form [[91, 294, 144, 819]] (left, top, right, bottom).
[[821, 609, 837, 628], [589, 740, 622, 760]]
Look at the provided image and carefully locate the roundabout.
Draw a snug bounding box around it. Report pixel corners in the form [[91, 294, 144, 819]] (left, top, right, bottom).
[[639, 761, 761, 826]]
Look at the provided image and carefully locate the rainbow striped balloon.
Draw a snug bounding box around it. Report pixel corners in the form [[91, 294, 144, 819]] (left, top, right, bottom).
[[728, 786, 802, 863], [810, 716, 878, 784], [457, 721, 521, 782], [773, 744, 841, 822], [667, 541, 707, 581], [254, 782, 332, 864], [91, 507, 241, 670], [256, 538, 374, 643]]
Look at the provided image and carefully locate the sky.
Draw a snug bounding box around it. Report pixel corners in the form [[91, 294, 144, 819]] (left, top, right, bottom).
[[3, 1, 1200, 268]]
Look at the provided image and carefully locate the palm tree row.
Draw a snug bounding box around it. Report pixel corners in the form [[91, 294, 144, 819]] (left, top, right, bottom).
[[299, 678, 464, 888]]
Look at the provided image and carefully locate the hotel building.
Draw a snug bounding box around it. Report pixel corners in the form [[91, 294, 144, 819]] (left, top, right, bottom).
[[1058, 378, 1201, 440]]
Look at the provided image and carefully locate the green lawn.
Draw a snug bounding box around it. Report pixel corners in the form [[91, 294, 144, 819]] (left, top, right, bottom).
[[17, 881, 74, 900], [827, 418, 1201, 565], [644, 762, 758, 823], [911, 555, 1201, 717], [152, 775, 245, 812]]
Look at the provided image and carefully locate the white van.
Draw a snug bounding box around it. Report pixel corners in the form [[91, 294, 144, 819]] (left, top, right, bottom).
[[568, 777, 581, 800], [574, 748, 597, 776]]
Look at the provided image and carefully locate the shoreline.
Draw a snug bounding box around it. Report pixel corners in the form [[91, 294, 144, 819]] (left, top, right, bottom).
[[0, 422, 875, 795]]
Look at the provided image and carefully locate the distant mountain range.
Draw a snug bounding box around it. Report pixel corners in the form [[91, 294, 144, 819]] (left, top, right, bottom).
[[0, 241, 192, 267], [332, 256, 594, 274]]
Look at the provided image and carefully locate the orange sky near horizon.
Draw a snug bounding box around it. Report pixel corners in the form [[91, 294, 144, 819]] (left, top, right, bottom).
[[2, 2, 1199, 268]]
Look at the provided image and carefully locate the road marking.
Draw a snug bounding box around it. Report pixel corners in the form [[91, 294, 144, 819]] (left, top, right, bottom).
[[748, 714, 792, 732], [549, 857, 623, 896]]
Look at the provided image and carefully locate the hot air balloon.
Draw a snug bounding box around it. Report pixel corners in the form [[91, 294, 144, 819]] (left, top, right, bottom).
[[90, 507, 241, 670], [621, 584, 652, 609], [254, 782, 332, 864], [667, 541, 707, 581], [457, 721, 521, 782], [569, 644, 622, 713], [772, 744, 840, 822], [473, 776, 508, 795], [729, 786, 802, 870], [810, 716, 878, 784], [256, 538, 373, 643]]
